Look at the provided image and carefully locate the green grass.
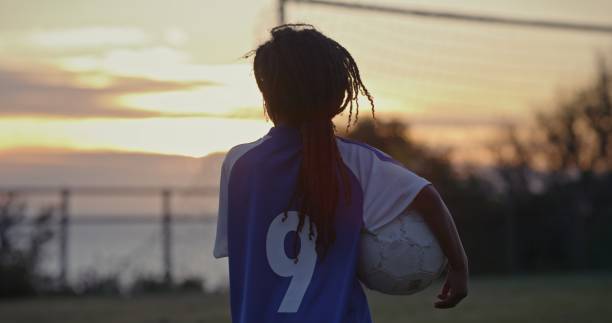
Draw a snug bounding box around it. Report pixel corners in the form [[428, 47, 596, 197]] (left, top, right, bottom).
[[1, 274, 610, 323]]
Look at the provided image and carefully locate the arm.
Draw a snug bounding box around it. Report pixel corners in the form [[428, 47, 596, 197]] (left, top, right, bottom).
[[409, 184, 469, 309]]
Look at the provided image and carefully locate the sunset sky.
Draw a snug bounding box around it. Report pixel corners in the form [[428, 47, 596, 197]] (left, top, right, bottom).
[[1, 0, 611, 165]]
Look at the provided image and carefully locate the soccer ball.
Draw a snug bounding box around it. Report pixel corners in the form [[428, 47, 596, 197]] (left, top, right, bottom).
[[357, 208, 447, 295]]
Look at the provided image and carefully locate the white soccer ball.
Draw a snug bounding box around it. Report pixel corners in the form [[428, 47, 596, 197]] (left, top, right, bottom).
[[357, 208, 447, 295]]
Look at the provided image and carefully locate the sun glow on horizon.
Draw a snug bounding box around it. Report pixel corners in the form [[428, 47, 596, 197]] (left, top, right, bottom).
[[0, 117, 271, 158], [116, 84, 262, 116]]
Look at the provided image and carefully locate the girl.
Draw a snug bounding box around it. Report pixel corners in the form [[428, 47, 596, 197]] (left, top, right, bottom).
[[213, 24, 468, 323]]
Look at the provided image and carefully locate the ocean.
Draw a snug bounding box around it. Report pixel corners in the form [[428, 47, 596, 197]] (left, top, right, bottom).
[[39, 219, 229, 291]]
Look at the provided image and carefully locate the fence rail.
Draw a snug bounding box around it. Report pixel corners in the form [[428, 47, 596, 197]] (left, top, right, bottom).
[[0, 186, 217, 196], [0, 186, 217, 288]]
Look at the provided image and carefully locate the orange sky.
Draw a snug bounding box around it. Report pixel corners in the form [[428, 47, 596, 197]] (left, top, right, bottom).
[[1, 0, 611, 165]]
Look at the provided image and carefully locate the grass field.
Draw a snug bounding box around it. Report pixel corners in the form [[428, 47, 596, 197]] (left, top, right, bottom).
[[1, 274, 610, 323]]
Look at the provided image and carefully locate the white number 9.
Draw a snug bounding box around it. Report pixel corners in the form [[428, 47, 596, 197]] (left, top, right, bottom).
[[266, 211, 317, 313]]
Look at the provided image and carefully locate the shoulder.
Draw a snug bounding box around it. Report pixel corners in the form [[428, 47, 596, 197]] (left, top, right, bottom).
[[335, 135, 430, 187], [335, 136, 403, 167], [222, 135, 271, 172]]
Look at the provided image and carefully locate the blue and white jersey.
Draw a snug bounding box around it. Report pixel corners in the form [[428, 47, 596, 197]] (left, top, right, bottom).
[[213, 124, 430, 323]]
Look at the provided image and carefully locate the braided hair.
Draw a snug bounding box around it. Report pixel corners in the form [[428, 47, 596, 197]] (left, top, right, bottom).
[[247, 23, 374, 261]]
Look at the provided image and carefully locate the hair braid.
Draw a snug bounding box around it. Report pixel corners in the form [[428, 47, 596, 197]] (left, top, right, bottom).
[[248, 23, 375, 261]]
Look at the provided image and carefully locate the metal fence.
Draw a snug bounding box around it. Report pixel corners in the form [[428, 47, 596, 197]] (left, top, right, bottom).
[[0, 186, 218, 288]]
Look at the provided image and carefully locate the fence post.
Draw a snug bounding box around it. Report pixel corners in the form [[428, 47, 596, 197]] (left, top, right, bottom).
[[59, 188, 70, 289], [161, 189, 173, 286]]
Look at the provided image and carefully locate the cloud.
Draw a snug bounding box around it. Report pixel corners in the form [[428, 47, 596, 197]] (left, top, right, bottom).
[[57, 46, 254, 84], [0, 64, 216, 119], [27, 26, 151, 49]]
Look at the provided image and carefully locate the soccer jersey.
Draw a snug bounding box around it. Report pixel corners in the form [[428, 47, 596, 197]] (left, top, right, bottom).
[[213, 124, 430, 323]]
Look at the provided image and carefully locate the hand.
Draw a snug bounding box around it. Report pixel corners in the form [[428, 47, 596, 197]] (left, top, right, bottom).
[[434, 267, 468, 309]]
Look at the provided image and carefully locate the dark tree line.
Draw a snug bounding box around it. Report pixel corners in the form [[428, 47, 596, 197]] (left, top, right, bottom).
[[0, 194, 55, 298]]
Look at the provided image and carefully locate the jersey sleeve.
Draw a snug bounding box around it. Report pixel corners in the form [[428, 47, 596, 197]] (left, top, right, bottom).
[[358, 149, 431, 233], [213, 155, 230, 258]]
